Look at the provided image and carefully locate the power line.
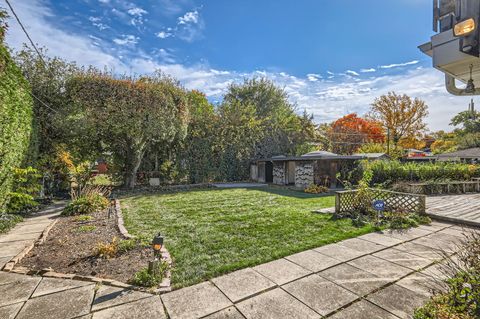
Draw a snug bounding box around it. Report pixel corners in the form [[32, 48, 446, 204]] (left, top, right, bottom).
[[4, 0, 46, 66], [4, 0, 58, 114]]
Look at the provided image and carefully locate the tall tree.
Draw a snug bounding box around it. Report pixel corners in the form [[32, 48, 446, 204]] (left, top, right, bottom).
[[329, 113, 385, 154], [67, 71, 188, 188], [223, 78, 315, 159], [369, 92, 428, 147]]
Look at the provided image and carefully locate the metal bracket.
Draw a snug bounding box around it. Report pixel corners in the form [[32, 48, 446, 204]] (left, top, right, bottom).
[[445, 73, 480, 95]]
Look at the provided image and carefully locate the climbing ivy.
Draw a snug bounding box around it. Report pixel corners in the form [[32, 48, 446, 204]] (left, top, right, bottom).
[[0, 21, 35, 211]]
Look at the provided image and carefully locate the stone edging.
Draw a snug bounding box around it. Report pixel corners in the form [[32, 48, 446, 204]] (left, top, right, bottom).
[[114, 198, 172, 293], [115, 199, 134, 239]]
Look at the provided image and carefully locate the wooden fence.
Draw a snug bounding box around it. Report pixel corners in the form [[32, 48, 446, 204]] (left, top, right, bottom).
[[407, 181, 480, 195], [335, 188, 426, 215]]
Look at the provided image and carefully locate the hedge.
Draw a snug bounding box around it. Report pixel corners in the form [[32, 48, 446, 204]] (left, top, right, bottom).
[[0, 42, 34, 211], [366, 160, 480, 185]]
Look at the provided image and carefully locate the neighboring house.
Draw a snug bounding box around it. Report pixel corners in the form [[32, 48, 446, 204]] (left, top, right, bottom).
[[437, 148, 480, 163], [251, 151, 364, 189]]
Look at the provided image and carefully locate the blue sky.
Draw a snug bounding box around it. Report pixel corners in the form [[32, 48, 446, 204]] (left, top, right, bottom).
[[4, 0, 475, 131]]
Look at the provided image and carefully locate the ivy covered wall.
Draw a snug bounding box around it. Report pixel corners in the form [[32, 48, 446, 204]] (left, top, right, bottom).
[[0, 42, 35, 211]]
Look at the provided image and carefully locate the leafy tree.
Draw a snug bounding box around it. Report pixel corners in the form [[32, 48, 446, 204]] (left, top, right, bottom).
[[450, 109, 480, 134], [67, 71, 188, 188], [369, 92, 429, 147], [397, 136, 426, 150], [329, 113, 385, 154], [182, 90, 218, 183], [223, 78, 315, 159]]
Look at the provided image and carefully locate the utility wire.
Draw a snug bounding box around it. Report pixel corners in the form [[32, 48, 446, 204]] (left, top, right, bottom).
[[3, 0, 58, 114], [4, 0, 47, 66]]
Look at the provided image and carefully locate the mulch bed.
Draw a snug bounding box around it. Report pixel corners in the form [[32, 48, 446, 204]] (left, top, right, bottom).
[[18, 209, 152, 284]]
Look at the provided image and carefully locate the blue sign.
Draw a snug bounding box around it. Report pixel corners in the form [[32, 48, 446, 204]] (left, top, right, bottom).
[[373, 200, 385, 211]]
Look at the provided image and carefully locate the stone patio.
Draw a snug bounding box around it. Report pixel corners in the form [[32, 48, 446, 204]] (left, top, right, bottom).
[[0, 202, 475, 318]]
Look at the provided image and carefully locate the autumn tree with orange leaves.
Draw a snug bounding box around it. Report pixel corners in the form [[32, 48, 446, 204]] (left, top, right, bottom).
[[329, 113, 385, 154], [369, 92, 429, 148]]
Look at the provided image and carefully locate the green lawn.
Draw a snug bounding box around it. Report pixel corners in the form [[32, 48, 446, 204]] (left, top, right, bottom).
[[121, 187, 375, 288]]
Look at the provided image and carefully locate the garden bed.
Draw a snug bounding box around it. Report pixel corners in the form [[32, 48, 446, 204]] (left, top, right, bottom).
[[17, 209, 154, 284]]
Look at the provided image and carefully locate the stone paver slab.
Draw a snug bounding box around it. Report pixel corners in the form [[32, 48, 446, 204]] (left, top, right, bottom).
[[373, 248, 433, 270], [16, 285, 94, 319], [0, 241, 32, 258], [252, 259, 311, 285], [313, 243, 364, 262], [212, 268, 275, 302], [204, 307, 245, 319], [0, 232, 42, 243], [0, 274, 41, 306], [0, 271, 36, 285], [162, 281, 231, 319], [10, 223, 51, 235], [358, 232, 404, 247], [319, 263, 390, 296], [396, 273, 446, 297], [92, 296, 166, 319], [348, 255, 413, 281], [436, 227, 468, 238], [0, 302, 24, 319], [92, 285, 152, 312], [368, 284, 429, 319], [385, 228, 433, 241], [411, 234, 458, 252], [328, 300, 399, 319], [339, 238, 387, 254], [32, 277, 92, 297], [393, 242, 442, 260], [236, 288, 320, 319], [0, 256, 12, 269], [285, 249, 341, 272], [283, 274, 358, 316]]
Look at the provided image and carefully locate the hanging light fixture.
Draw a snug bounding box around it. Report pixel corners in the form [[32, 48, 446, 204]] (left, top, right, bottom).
[[465, 64, 476, 94]]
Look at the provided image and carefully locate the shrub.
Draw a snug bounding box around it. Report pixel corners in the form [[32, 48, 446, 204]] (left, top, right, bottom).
[[118, 239, 137, 253], [5, 167, 41, 214], [304, 184, 329, 194], [414, 231, 480, 319], [0, 214, 23, 234], [63, 193, 109, 216], [95, 237, 118, 259], [74, 215, 93, 222], [130, 262, 168, 287], [76, 225, 96, 233], [358, 160, 480, 187]]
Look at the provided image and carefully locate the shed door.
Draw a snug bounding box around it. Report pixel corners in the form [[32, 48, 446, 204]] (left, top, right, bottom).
[[287, 161, 296, 185], [265, 162, 273, 183]]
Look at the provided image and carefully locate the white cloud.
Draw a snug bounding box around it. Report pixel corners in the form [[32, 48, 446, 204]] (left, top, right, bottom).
[[178, 10, 199, 25], [307, 73, 321, 82], [380, 60, 419, 69], [88, 16, 109, 30], [5, 0, 467, 132], [346, 70, 360, 76], [127, 7, 148, 26], [98, 0, 110, 3], [360, 68, 376, 73], [127, 7, 147, 16], [156, 31, 173, 39], [113, 34, 139, 46]]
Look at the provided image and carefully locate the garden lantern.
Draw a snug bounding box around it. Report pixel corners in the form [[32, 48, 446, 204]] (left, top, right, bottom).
[[152, 233, 163, 260], [148, 233, 164, 276]]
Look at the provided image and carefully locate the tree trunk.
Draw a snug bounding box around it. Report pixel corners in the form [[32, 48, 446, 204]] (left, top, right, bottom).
[[124, 148, 145, 189]]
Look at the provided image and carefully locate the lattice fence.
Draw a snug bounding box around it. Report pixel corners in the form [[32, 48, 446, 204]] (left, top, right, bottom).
[[335, 188, 426, 214]]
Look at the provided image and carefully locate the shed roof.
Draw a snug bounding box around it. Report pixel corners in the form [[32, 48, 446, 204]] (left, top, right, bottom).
[[437, 147, 480, 158], [301, 151, 337, 157], [353, 153, 389, 159]]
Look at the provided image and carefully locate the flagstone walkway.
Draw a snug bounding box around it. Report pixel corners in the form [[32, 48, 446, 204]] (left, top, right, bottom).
[[1, 208, 474, 319]]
